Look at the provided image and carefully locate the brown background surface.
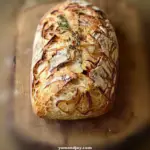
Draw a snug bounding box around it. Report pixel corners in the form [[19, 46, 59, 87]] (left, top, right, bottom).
[[0, 0, 150, 150]]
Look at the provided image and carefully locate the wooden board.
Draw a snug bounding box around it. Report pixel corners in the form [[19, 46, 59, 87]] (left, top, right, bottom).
[[11, 0, 150, 149]]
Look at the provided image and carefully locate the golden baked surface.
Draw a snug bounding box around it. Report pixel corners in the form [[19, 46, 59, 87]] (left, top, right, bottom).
[[31, 0, 119, 120]]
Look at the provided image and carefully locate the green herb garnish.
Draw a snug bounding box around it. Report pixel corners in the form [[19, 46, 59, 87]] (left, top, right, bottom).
[[57, 15, 70, 31]]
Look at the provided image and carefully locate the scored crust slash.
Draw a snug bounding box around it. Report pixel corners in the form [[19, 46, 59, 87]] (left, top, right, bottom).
[[31, 0, 119, 120]]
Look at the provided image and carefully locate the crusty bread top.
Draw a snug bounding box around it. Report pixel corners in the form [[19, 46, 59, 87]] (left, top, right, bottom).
[[31, 0, 118, 119]]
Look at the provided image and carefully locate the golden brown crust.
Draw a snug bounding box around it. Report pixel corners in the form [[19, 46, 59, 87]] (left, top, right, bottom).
[[31, 0, 119, 120]]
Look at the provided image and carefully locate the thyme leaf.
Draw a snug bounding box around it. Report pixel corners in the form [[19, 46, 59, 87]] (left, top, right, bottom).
[[57, 15, 70, 31]]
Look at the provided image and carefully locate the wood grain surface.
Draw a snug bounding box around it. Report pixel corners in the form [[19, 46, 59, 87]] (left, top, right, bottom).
[[11, 0, 150, 149]]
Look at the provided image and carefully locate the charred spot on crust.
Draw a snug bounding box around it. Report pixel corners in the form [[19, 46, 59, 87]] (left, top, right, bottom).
[[82, 70, 88, 75], [82, 70, 91, 78]]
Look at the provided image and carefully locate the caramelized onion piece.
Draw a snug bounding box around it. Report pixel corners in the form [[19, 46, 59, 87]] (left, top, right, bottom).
[[89, 88, 108, 111], [77, 92, 92, 115], [56, 100, 76, 114], [56, 89, 81, 114]]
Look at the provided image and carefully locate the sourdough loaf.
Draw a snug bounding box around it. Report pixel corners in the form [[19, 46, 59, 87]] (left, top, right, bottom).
[[31, 0, 119, 120]]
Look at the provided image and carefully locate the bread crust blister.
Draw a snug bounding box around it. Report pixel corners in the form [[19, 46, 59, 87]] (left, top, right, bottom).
[[31, 0, 119, 120]]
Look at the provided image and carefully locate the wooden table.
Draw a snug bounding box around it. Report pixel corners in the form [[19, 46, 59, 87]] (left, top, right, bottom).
[[7, 0, 150, 150]]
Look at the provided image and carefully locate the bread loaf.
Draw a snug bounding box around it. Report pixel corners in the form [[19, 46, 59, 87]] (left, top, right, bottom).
[[31, 0, 119, 120]]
